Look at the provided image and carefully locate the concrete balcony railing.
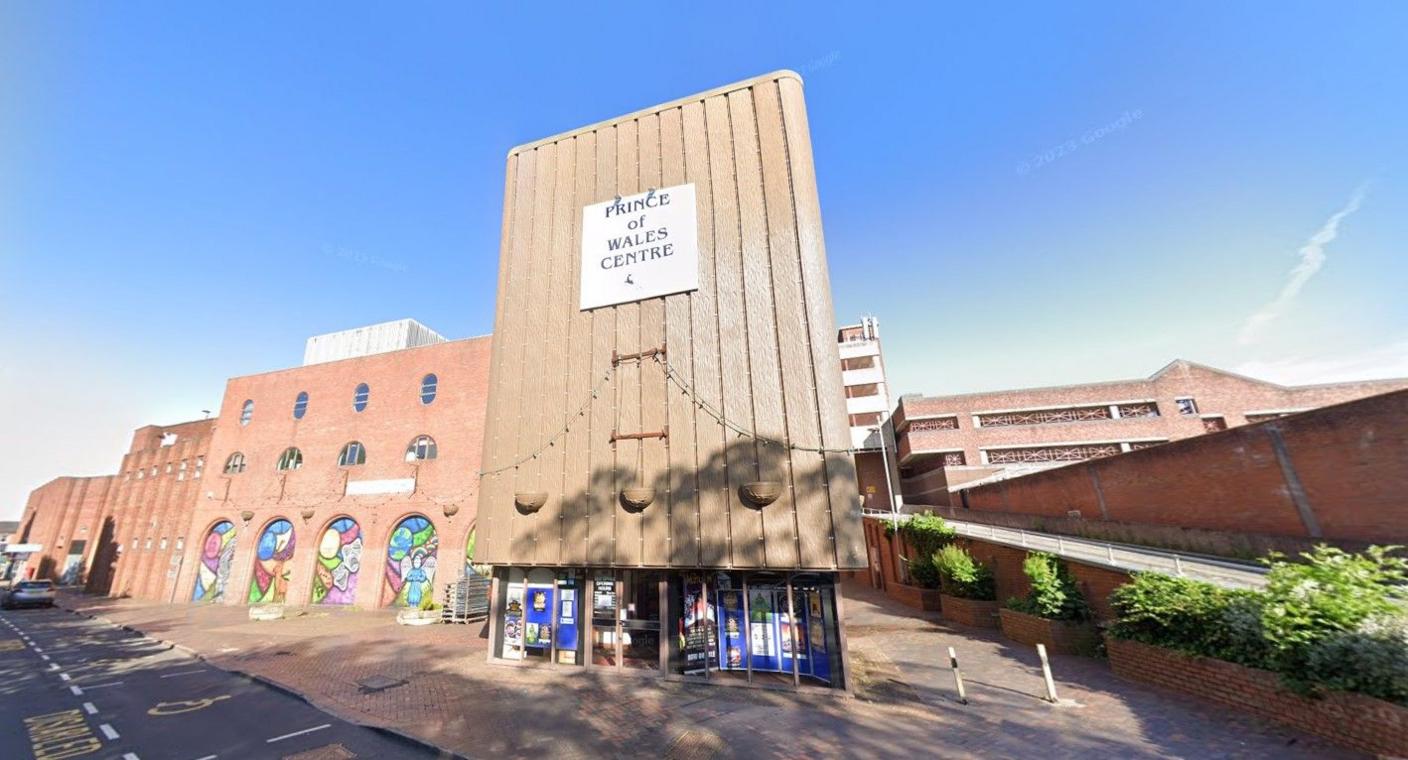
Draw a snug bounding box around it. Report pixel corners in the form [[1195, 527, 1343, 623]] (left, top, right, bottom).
[[841, 366, 884, 386], [845, 394, 889, 416], [838, 340, 880, 360]]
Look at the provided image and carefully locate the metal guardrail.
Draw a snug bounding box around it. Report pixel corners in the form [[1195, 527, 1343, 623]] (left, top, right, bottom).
[[866, 511, 1268, 590]]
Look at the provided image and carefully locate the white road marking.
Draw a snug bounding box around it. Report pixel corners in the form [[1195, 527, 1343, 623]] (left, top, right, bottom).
[[265, 724, 331, 743], [83, 681, 124, 690], [40, 654, 50, 660], [69, 685, 84, 695], [159, 669, 206, 679], [83, 701, 98, 714], [48, 663, 59, 670], [123, 754, 140, 760], [33, 645, 43, 652], [99, 723, 120, 740], [59, 672, 71, 681], [193, 755, 217, 760]]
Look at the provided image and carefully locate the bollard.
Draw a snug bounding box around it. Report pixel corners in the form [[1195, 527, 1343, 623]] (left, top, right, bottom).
[[1037, 643, 1059, 703], [948, 646, 968, 705]]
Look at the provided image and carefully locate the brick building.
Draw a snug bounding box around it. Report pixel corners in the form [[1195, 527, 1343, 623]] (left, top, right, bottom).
[[16, 474, 116, 585], [837, 317, 895, 514], [178, 330, 491, 609], [16, 322, 493, 610], [96, 419, 215, 599], [892, 359, 1408, 506]]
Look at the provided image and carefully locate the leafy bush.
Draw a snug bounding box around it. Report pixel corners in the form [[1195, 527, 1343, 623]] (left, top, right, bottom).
[[900, 511, 956, 558], [933, 544, 995, 601], [909, 554, 942, 589], [1109, 545, 1408, 704], [1303, 614, 1408, 704], [1007, 552, 1089, 621]]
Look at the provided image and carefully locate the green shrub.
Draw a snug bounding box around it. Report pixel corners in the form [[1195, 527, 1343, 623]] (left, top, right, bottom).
[[1302, 614, 1408, 704], [1007, 552, 1089, 621], [1109, 545, 1408, 705], [933, 544, 995, 601], [909, 554, 942, 589], [900, 511, 956, 559]]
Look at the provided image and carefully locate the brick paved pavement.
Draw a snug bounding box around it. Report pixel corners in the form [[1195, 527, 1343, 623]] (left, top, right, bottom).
[[54, 581, 1360, 759]]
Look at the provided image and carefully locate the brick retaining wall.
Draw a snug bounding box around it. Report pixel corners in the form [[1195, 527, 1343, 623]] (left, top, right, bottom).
[[1106, 637, 1408, 757], [939, 594, 998, 628], [997, 608, 1099, 655]]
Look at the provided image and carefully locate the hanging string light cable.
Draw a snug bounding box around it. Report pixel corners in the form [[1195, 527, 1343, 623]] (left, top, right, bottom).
[[478, 349, 862, 479], [478, 365, 619, 477], [649, 353, 859, 456]]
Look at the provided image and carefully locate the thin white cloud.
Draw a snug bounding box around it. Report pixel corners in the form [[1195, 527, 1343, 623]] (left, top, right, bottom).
[[1235, 338, 1408, 386], [1238, 184, 1370, 345]]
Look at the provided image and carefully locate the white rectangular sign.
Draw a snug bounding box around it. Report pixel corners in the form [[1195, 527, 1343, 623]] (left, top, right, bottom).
[[345, 478, 416, 496], [580, 183, 698, 310]]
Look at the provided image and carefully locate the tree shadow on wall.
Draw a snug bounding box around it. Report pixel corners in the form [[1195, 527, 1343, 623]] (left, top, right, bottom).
[[503, 437, 844, 568]]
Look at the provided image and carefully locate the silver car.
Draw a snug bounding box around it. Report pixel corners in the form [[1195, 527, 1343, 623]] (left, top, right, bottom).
[[3, 579, 56, 609]]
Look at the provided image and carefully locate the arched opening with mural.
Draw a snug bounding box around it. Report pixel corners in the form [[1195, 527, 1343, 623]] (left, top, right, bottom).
[[248, 518, 296, 605], [192, 520, 237, 603], [311, 516, 363, 605], [384, 514, 437, 608]]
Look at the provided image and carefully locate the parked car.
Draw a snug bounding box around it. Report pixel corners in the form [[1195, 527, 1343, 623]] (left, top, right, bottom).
[[2, 579, 56, 609]]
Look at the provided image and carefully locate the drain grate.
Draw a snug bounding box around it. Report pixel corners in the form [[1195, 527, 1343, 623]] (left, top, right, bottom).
[[665, 729, 724, 760], [355, 675, 407, 694]]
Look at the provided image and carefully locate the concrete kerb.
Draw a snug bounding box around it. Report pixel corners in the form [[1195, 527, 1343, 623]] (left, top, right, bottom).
[[56, 598, 467, 760]]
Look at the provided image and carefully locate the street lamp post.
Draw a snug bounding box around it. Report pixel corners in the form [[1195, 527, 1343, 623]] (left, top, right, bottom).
[[872, 417, 898, 532]]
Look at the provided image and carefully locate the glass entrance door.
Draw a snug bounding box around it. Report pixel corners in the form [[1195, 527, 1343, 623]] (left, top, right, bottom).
[[590, 570, 663, 672]]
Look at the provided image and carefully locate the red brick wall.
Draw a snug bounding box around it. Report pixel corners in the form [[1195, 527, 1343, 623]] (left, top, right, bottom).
[[177, 336, 492, 608], [958, 389, 1408, 544], [18, 475, 115, 583], [853, 451, 893, 512], [1108, 637, 1408, 757], [896, 361, 1408, 505], [861, 517, 1129, 622], [102, 419, 215, 600]]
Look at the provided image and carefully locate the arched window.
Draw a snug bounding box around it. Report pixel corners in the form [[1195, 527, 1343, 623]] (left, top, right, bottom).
[[384, 515, 437, 607], [420, 373, 438, 405], [276, 447, 303, 471], [239, 400, 254, 426], [338, 441, 366, 467], [224, 452, 247, 474], [353, 383, 370, 412], [248, 519, 295, 605], [192, 520, 237, 602], [405, 435, 437, 462], [312, 516, 362, 605], [293, 391, 309, 419]]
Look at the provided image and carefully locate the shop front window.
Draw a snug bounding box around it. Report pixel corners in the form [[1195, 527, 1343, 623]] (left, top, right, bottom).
[[498, 568, 584, 667], [670, 572, 841, 688]]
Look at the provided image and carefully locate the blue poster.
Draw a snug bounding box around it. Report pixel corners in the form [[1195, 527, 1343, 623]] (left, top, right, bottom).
[[524, 586, 553, 649]]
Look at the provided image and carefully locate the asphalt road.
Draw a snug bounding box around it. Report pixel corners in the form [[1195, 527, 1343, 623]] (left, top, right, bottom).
[[0, 606, 438, 760]]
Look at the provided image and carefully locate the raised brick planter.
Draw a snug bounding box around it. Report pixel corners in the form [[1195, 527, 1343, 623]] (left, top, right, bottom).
[[1106, 636, 1408, 757], [939, 593, 998, 628], [997, 608, 1098, 655], [887, 583, 943, 612]]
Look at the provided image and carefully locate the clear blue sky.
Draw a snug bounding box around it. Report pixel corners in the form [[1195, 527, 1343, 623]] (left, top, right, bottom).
[[3, 3, 1406, 517]]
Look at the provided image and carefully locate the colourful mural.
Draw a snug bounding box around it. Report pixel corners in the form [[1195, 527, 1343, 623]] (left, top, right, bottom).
[[192, 521, 237, 602], [312, 517, 362, 605], [385, 515, 437, 607], [465, 527, 489, 577], [248, 519, 295, 604]]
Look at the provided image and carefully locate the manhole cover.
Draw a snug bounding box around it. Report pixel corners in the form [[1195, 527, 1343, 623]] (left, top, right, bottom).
[[356, 675, 407, 693], [282, 743, 356, 760]]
